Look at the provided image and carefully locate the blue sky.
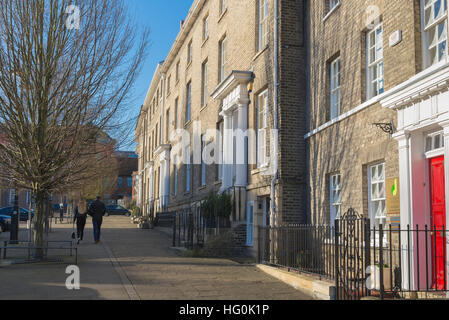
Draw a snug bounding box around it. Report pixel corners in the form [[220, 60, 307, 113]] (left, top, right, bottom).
[[124, 1, 193, 148]]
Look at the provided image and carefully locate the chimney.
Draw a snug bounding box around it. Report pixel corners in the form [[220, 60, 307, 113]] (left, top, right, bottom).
[[180, 20, 184, 30]]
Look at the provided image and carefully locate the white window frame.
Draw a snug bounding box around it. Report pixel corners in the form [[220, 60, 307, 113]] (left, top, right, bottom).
[[366, 23, 384, 99], [202, 61, 208, 107], [186, 82, 191, 123], [425, 130, 445, 153], [329, 0, 340, 12], [257, 90, 269, 168], [9, 189, 15, 205], [330, 57, 341, 119], [258, 0, 269, 51], [187, 40, 193, 65], [421, 0, 448, 68], [201, 136, 206, 186], [329, 174, 342, 229], [219, 37, 227, 82], [186, 146, 191, 192], [368, 163, 387, 244], [203, 15, 209, 41], [174, 155, 178, 196], [220, 0, 227, 15]]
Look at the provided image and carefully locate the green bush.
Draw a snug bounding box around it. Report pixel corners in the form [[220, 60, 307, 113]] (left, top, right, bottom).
[[200, 191, 233, 220]]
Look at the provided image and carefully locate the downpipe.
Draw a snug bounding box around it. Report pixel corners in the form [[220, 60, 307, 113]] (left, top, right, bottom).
[[270, 0, 279, 228]]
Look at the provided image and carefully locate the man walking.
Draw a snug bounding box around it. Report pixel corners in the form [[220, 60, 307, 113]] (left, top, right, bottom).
[[87, 196, 106, 244], [59, 203, 64, 223]]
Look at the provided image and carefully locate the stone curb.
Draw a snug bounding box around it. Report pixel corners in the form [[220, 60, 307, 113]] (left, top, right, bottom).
[[256, 264, 334, 300]]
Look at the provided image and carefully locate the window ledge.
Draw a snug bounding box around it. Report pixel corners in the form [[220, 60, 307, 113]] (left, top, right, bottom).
[[214, 180, 222, 186], [201, 37, 209, 48], [184, 120, 192, 128], [252, 46, 269, 62], [198, 185, 207, 192], [186, 61, 192, 70], [305, 93, 385, 139], [200, 104, 209, 112], [218, 8, 228, 23], [323, 2, 341, 22]]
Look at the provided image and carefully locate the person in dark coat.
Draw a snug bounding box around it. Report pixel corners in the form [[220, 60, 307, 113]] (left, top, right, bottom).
[[59, 203, 64, 222], [73, 201, 87, 244], [87, 196, 106, 244]]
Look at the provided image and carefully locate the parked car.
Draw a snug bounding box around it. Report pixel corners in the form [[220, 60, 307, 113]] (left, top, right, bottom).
[[105, 205, 131, 217], [0, 207, 34, 222], [0, 214, 11, 232]]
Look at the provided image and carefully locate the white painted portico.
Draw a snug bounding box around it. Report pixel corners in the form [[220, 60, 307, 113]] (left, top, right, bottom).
[[154, 144, 171, 211], [211, 70, 254, 222], [211, 71, 254, 191], [381, 61, 449, 291], [144, 161, 154, 214]]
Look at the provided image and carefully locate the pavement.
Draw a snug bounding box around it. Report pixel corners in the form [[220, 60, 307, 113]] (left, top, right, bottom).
[[0, 216, 312, 300]]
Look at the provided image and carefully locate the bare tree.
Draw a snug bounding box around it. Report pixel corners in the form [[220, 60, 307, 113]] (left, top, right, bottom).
[[0, 0, 148, 252]]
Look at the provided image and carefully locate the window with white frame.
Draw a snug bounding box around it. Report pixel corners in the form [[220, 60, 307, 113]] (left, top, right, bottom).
[[368, 163, 387, 231], [202, 61, 208, 106], [329, 0, 340, 12], [174, 155, 178, 196], [167, 75, 171, 95], [422, 0, 448, 68], [26, 190, 31, 205], [186, 82, 191, 123], [220, 0, 227, 15], [257, 90, 269, 168], [9, 189, 15, 205], [426, 131, 445, 152], [258, 0, 269, 51], [330, 57, 341, 119], [366, 24, 384, 99], [186, 146, 191, 192], [174, 98, 179, 129], [187, 40, 193, 65], [201, 135, 206, 186], [330, 174, 342, 227], [203, 15, 209, 41], [165, 109, 170, 143], [219, 37, 227, 82]]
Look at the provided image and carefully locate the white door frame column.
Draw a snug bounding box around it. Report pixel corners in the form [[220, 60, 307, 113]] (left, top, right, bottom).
[[155, 145, 171, 210]]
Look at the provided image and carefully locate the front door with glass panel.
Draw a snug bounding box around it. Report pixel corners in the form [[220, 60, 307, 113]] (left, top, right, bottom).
[[429, 156, 447, 290]]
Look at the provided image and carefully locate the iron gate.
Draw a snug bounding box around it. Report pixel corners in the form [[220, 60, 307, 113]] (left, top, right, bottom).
[[335, 208, 371, 300]]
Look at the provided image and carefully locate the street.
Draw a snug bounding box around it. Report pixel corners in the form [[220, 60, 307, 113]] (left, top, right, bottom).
[[0, 216, 312, 300]]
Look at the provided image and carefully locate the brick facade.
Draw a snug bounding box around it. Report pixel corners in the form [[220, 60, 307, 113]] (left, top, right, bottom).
[[135, 0, 308, 253], [306, 0, 423, 225]]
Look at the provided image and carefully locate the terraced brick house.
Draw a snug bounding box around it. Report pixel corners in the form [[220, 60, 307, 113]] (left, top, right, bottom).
[[135, 0, 308, 256]]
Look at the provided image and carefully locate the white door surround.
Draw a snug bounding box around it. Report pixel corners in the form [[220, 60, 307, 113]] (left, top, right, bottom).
[[211, 70, 254, 193], [381, 62, 449, 292]]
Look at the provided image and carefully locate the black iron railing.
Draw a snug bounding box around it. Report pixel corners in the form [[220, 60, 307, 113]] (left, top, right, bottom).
[[258, 224, 337, 280], [258, 216, 449, 300]]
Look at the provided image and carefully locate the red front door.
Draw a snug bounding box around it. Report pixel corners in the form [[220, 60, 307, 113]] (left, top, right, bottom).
[[429, 156, 447, 290]]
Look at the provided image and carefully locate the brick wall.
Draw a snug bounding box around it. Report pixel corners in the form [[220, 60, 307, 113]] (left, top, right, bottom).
[[306, 0, 422, 224]]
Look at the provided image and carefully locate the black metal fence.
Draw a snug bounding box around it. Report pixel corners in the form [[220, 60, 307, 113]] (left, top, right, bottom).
[[258, 224, 336, 280], [172, 209, 205, 249], [258, 209, 449, 300]]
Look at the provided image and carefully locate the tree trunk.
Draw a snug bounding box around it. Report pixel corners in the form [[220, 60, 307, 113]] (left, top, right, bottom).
[[33, 191, 48, 259]]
